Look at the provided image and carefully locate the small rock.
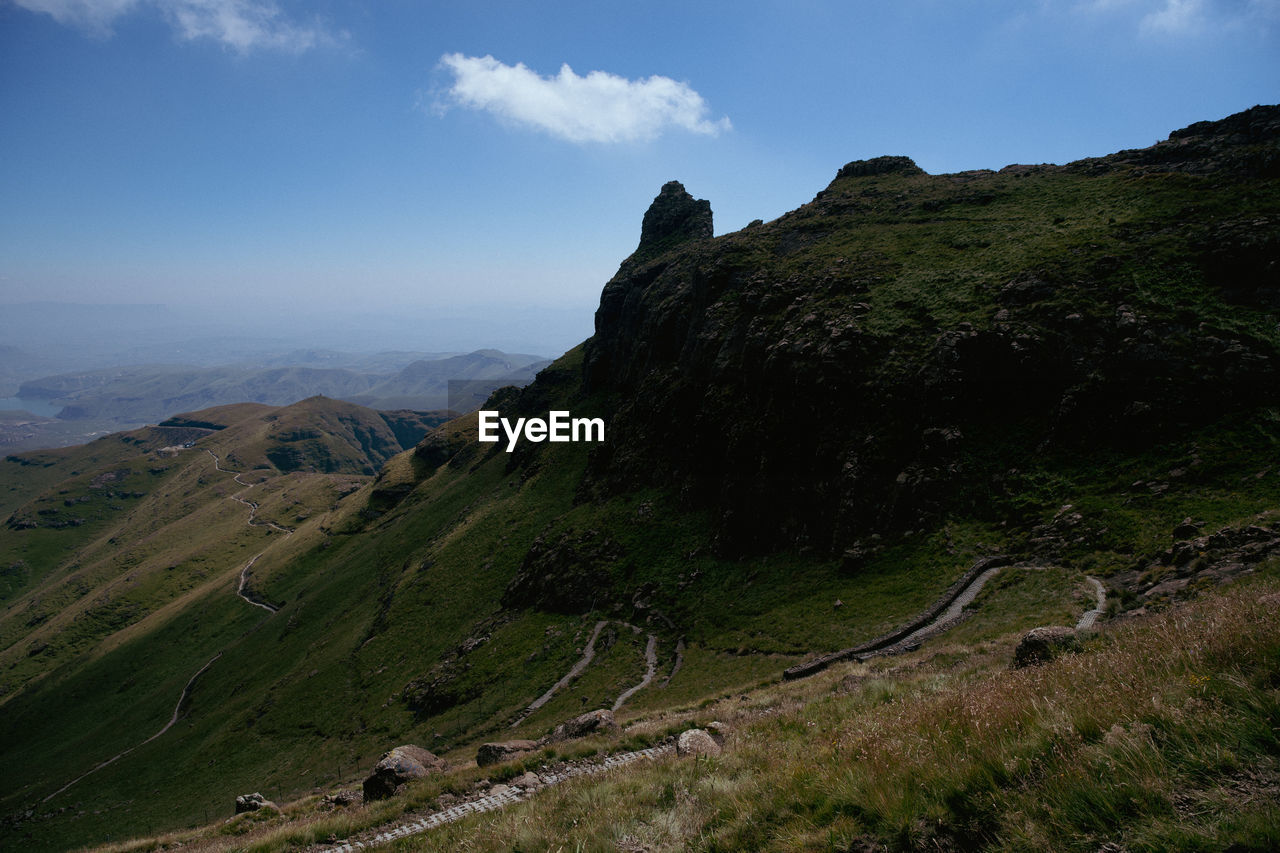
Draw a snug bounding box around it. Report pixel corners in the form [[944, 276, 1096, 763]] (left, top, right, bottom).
[[1173, 517, 1203, 539], [706, 721, 731, 746], [234, 792, 276, 814], [676, 728, 722, 758], [489, 784, 514, 797], [322, 789, 361, 808], [1012, 626, 1079, 667], [476, 739, 539, 768], [512, 771, 542, 789]]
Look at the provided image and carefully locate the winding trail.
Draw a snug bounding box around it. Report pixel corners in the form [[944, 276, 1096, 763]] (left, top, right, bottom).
[[302, 568, 1110, 849], [1076, 576, 1107, 630], [41, 451, 286, 803], [205, 450, 296, 535], [784, 559, 1108, 681], [513, 620, 608, 726], [513, 619, 660, 725], [660, 637, 685, 687], [237, 555, 279, 614], [613, 633, 658, 711], [41, 653, 223, 802]]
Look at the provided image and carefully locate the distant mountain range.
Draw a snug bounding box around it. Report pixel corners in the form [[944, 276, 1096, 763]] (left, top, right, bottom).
[[1, 349, 550, 452]]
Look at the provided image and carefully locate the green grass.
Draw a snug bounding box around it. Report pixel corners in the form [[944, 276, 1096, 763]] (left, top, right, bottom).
[[374, 568, 1280, 853]]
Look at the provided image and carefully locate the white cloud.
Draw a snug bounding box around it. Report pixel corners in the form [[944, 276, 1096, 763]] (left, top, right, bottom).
[[13, 0, 141, 35], [1067, 0, 1280, 35], [1139, 0, 1208, 34], [12, 0, 334, 52], [437, 54, 731, 144]]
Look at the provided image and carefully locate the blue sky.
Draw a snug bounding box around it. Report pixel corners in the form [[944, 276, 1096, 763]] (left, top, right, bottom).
[[1, 0, 1277, 355]]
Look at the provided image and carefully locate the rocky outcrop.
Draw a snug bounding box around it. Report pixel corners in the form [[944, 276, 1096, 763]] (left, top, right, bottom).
[[577, 106, 1280, 559], [834, 155, 924, 180], [501, 529, 622, 613], [543, 709, 618, 743], [1110, 519, 1280, 606], [402, 659, 479, 717], [476, 739, 539, 768], [362, 746, 447, 801], [1013, 626, 1079, 667], [635, 181, 712, 261], [1094, 103, 1280, 177], [234, 792, 276, 814]]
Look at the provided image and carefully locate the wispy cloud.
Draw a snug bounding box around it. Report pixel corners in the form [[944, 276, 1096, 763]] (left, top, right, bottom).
[[13, 0, 336, 52], [1138, 0, 1208, 35], [1067, 0, 1280, 36], [436, 54, 731, 144]]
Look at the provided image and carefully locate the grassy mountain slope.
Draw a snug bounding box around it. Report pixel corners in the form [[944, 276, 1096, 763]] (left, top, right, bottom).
[[2, 106, 1279, 851]]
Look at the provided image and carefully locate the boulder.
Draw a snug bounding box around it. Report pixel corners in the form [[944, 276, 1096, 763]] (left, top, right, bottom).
[[544, 709, 618, 744], [234, 792, 276, 814], [676, 728, 722, 758], [362, 745, 447, 801], [1013, 626, 1080, 667], [475, 739, 539, 768]]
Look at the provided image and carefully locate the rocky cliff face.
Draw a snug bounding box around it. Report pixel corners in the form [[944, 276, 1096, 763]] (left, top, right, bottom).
[[581, 106, 1280, 557]]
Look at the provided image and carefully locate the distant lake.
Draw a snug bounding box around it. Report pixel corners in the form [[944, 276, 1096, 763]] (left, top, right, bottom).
[[0, 396, 63, 417]]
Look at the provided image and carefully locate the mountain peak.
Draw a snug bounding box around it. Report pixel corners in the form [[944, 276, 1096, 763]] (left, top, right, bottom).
[[834, 155, 924, 180], [635, 181, 713, 258]]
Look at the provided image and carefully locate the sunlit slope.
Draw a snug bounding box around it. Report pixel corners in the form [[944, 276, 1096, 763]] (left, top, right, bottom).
[[0, 397, 435, 705]]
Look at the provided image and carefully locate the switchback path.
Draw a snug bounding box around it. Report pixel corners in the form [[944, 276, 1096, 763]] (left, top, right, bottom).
[[205, 450, 296, 535], [613, 633, 658, 711], [514, 620, 659, 725], [513, 620, 608, 726], [784, 560, 1108, 680]]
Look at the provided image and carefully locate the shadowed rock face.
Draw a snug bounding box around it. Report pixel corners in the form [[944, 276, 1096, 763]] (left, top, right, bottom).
[[476, 740, 539, 768], [636, 181, 713, 260], [835, 155, 924, 179], [577, 106, 1280, 558]]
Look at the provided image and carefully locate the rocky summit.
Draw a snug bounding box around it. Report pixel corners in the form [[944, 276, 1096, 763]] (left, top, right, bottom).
[[582, 104, 1280, 556]]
